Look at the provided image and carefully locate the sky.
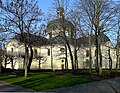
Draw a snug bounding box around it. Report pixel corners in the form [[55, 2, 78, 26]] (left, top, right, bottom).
[[1, 0, 74, 15], [38, 0, 52, 14], [38, 0, 74, 15]]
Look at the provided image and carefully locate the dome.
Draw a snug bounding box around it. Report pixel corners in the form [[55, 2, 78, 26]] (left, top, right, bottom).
[[45, 19, 75, 33]]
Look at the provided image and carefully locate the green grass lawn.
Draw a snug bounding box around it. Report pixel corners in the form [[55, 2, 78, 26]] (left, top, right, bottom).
[[0, 72, 91, 91]]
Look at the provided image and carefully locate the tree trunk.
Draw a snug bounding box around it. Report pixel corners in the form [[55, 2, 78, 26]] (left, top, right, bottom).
[[4, 56, 8, 69], [109, 57, 112, 71], [108, 48, 112, 72], [119, 59, 120, 70], [95, 32, 99, 73], [23, 56, 25, 69], [95, 32, 102, 75], [39, 58, 41, 70], [50, 44, 53, 71], [65, 45, 68, 71], [116, 26, 119, 72], [66, 41, 74, 72], [98, 33, 102, 75], [27, 46, 33, 71], [116, 49, 119, 72], [0, 60, 2, 73], [24, 44, 29, 77], [10, 57, 14, 69], [89, 33, 92, 73], [89, 48, 92, 73], [74, 48, 78, 70]]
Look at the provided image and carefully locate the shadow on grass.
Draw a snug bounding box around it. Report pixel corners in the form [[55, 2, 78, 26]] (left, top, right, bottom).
[[0, 74, 14, 81], [12, 73, 59, 91], [0, 72, 91, 91], [11, 73, 90, 91]]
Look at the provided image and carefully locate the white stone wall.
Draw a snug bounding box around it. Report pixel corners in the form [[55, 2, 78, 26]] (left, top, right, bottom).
[[4, 39, 117, 70]]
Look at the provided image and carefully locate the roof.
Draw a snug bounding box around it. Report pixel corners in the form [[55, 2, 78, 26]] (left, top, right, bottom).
[[45, 19, 75, 33], [46, 35, 72, 45], [9, 33, 110, 47], [77, 34, 110, 47], [13, 33, 48, 47], [45, 34, 110, 46]]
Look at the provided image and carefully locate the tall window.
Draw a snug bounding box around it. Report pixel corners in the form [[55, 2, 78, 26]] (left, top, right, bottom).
[[86, 50, 89, 57], [34, 49, 37, 57], [11, 48, 13, 52], [95, 49, 97, 56], [48, 49, 50, 56], [49, 32, 52, 38]]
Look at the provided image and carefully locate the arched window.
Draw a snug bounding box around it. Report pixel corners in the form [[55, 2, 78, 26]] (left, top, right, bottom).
[[60, 48, 65, 53]]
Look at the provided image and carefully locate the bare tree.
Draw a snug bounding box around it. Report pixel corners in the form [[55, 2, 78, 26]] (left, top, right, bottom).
[[74, 0, 117, 75], [67, 10, 81, 70], [0, 7, 10, 72], [46, 0, 77, 71], [116, 17, 120, 72], [0, 45, 4, 73], [0, 0, 43, 77]]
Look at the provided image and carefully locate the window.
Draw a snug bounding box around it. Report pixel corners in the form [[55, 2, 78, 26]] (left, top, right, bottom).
[[48, 49, 50, 56], [60, 48, 65, 53], [11, 48, 13, 52], [49, 32, 52, 38], [86, 50, 89, 57], [34, 49, 37, 57], [85, 59, 89, 67], [57, 11, 59, 16], [95, 49, 97, 56], [81, 44, 83, 47]]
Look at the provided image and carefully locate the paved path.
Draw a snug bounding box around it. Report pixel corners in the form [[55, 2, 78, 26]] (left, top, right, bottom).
[[0, 81, 34, 92], [0, 78, 120, 92], [45, 77, 120, 93]]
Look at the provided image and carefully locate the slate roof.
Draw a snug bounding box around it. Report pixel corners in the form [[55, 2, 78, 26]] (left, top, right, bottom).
[[10, 32, 110, 47], [13, 33, 48, 47], [46, 35, 72, 45], [77, 34, 110, 47], [42, 33, 110, 46]]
